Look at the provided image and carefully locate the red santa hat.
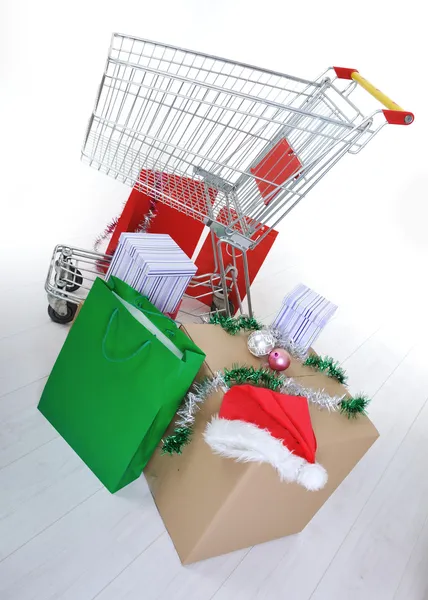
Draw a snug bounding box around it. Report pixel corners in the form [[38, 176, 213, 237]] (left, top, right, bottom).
[[204, 384, 327, 491]]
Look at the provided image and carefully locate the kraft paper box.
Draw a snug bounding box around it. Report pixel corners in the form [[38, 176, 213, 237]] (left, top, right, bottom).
[[72, 302, 83, 322], [145, 324, 379, 564]]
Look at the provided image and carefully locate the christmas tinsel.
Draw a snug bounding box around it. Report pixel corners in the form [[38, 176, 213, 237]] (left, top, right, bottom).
[[303, 354, 348, 385], [223, 365, 283, 392], [137, 208, 157, 234], [209, 316, 308, 361], [93, 207, 158, 274], [94, 216, 120, 252], [281, 378, 369, 418], [208, 313, 263, 335], [270, 328, 309, 362], [161, 372, 226, 455], [340, 395, 370, 419], [280, 377, 345, 411], [161, 427, 192, 455], [93, 200, 158, 253]]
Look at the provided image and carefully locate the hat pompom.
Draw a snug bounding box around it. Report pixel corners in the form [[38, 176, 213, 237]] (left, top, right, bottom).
[[297, 462, 328, 491]]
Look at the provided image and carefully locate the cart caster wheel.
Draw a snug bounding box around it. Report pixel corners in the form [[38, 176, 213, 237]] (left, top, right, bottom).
[[48, 302, 77, 324], [210, 300, 235, 317], [66, 267, 83, 292]]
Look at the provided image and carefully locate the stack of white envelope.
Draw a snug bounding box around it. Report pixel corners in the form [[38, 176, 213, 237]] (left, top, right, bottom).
[[106, 233, 197, 314], [272, 283, 337, 352]]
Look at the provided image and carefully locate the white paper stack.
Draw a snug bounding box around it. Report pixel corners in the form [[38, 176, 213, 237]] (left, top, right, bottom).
[[272, 284, 337, 352], [107, 233, 197, 314]]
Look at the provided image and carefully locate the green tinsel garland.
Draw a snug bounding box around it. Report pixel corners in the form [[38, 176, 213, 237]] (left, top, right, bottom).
[[209, 313, 263, 335], [161, 427, 192, 455], [303, 354, 348, 385], [340, 395, 370, 419], [223, 365, 283, 392]]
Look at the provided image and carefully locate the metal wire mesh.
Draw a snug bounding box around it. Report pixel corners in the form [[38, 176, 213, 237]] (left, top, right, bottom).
[[82, 34, 382, 245]]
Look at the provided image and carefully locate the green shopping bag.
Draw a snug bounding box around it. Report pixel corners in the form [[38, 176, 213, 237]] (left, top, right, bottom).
[[38, 277, 205, 493]]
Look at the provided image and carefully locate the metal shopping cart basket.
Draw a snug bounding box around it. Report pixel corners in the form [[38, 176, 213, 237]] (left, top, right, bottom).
[[47, 33, 414, 323], [45, 241, 242, 323]]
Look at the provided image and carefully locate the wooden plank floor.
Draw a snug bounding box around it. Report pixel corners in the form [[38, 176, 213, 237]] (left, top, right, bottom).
[[0, 241, 427, 600]]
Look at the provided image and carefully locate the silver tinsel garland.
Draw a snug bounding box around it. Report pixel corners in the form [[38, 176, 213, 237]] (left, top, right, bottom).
[[269, 328, 309, 362], [136, 208, 157, 234], [280, 377, 345, 411], [93, 206, 157, 253], [174, 372, 227, 428]]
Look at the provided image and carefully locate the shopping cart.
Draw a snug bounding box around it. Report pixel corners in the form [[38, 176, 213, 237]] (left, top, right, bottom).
[[45, 242, 243, 323], [48, 34, 414, 323], [45, 245, 111, 323]]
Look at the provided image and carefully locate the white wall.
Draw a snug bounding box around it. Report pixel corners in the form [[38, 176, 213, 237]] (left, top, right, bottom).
[[1, 0, 426, 328]]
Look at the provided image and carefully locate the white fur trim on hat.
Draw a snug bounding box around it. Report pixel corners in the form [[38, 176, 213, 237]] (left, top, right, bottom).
[[204, 417, 327, 491]]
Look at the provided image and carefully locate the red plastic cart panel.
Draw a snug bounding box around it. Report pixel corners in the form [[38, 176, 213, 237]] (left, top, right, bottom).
[[250, 138, 302, 204]]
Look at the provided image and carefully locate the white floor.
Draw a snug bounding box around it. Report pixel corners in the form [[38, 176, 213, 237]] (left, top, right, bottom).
[[2, 0, 428, 596]]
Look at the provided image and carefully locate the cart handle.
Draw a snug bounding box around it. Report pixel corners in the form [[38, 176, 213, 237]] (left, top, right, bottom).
[[333, 67, 414, 125]]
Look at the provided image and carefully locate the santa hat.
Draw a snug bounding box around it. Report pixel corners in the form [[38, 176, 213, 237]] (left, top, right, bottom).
[[204, 384, 327, 491]]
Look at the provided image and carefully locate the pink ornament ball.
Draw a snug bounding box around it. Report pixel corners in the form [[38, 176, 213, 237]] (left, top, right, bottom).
[[268, 348, 291, 371]]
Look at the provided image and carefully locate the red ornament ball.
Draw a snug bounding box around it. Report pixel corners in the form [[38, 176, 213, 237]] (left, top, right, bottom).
[[268, 348, 291, 371]]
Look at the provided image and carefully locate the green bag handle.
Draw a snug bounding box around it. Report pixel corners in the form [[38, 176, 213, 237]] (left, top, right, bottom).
[[102, 309, 151, 363], [133, 300, 177, 340], [107, 277, 178, 340]]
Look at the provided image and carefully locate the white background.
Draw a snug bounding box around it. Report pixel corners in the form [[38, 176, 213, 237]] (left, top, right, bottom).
[[1, 0, 426, 325]]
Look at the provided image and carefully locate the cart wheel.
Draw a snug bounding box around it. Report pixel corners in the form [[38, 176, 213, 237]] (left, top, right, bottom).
[[48, 302, 77, 324], [66, 267, 83, 292], [210, 299, 235, 317]]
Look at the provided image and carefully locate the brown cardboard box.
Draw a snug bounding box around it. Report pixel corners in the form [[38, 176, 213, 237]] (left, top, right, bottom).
[[73, 302, 83, 322], [145, 324, 379, 564]]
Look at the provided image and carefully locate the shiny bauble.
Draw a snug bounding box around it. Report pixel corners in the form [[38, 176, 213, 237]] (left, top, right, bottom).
[[268, 348, 291, 371], [247, 329, 276, 357]]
